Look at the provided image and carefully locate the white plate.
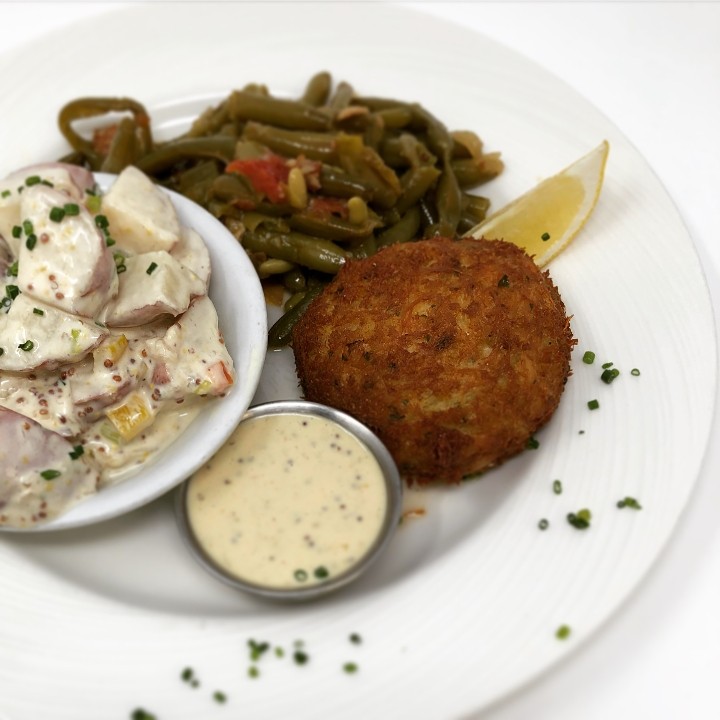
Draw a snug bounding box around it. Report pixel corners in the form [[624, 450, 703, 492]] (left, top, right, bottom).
[[0, 4, 715, 720], [2, 176, 268, 532]]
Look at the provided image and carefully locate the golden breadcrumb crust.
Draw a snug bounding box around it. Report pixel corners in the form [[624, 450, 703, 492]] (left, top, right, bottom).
[[292, 237, 575, 485]]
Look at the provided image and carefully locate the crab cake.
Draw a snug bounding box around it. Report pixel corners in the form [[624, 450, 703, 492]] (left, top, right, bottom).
[[292, 237, 575, 485]]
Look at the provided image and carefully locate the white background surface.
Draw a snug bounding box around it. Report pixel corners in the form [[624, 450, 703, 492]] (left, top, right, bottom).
[[2, 3, 719, 719]]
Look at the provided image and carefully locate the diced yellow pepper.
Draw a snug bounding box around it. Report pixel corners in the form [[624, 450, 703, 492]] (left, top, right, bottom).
[[94, 334, 128, 366], [105, 392, 155, 442]]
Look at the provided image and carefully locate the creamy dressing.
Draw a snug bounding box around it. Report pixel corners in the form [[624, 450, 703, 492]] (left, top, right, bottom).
[[186, 413, 388, 589]]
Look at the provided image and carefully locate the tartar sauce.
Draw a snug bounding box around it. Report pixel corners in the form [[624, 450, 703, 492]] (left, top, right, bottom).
[[185, 411, 390, 590]]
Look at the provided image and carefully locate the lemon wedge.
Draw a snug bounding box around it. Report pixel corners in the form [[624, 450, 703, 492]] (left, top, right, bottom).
[[468, 140, 609, 267]]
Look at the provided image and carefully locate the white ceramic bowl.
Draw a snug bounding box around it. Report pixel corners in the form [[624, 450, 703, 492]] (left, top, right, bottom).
[[15, 174, 268, 532]]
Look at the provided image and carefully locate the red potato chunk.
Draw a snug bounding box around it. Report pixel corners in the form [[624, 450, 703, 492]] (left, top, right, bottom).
[[0, 406, 99, 527], [16, 185, 118, 318]]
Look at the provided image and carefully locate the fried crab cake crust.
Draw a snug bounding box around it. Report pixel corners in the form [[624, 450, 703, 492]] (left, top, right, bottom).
[[292, 237, 575, 485]]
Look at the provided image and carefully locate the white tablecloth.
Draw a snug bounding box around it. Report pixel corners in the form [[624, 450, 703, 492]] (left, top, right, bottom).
[[3, 3, 719, 718]]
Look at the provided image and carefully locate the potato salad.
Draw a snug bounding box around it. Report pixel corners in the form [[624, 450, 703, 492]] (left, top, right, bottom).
[[0, 164, 235, 528]]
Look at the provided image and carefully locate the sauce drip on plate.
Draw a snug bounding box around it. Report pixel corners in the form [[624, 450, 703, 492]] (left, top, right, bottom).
[[185, 412, 388, 590]]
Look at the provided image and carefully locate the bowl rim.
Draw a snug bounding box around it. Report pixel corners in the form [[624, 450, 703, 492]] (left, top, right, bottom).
[[175, 399, 403, 602]]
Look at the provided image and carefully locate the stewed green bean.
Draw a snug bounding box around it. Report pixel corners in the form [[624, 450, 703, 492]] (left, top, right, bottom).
[[55, 73, 503, 346]]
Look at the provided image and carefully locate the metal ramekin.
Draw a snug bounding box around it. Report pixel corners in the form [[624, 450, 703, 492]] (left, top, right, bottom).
[[175, 399, 403, 601]]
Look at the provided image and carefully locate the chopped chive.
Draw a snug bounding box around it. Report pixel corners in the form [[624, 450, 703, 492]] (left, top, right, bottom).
[[117, 264, 127, 274], [1, 189, 10, 198], [32, 307, 44, 316], [587, 399, 599, 410], [582, 350, 595, 364], [293, 650, 309, 665], [556, 624, 571, 640], [12, 225, 21, 238], [497, 274, 510, 287], [294, 569, 308, 582], [131, 710, 157, 720], [567, 509, 591, 529], [146, 262, 158, 275], [601, 367, 620, 384], [95, 214, 109, 230], [69, 445, 84, 460], [26, 234, 37, 250], [86, 195, 101, 213], [49, 206, 66, 222], [314, 566, 329, 579], [631, 368, 641, 376], [18, 340, 34, 352], [40, 469, 61, 480], [538, 518, 549, 530], [617, 497, 642, 510], [25, 175, 42, 186], [248, 666, 259, 678], [343, 662, 359, 674], [63, 203, 80, 216], [526, 436, 539, 449], [0, 348, 4, 356], [6, 285, 19, 300], [41, 179, 54, 187], [180, 667, 193, 682], [22, 219, 33, 235], [7, 261, 18, 277], [541, 232, 551, 241], [274, 646, 284, 658], [601, 361, 613, 369], [213, 691, 227, 703], [106, 237, 116, 247], [248, 639, 269, 661], [552, 479, 563, 495], [349, 633, 362, 645]]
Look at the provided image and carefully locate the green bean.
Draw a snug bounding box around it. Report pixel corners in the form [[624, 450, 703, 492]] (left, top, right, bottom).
[[395, 164, 441, 215], [335, 135, 401, 209], [135, 136, 236, 175], [209, 172, 257, 205], [257, 258, 295, 278], [175, 161, 220, 204], [301, 71, 332, 107], [318, 165, 377, 201], [376, 107, 414, 129], [284, 290, 307, 313], [326, 81, 354, 116], [242, 228, 348, 274], [282, 267, 307, 292], [58, 96, 153, 170], [268, 279, 326, 348], [183, 100, 231, 138], [345, 234, 376, 259], [379, 134, 436, 169], [451, 158, 504, 188], [376, 206, 421, 247], [288, 210, 379, 242], [99, 117, 140, 173], [243, 122, 337, 162], [228, 90, 331, 131], [433, 162, 463, 236]]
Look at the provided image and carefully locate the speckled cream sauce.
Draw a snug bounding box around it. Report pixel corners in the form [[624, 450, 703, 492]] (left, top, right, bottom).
[[186, 413, 388, 589]]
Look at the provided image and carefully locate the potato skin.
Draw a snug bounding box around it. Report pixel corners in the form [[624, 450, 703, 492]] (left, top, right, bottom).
[[292, 237, 575, 485]]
